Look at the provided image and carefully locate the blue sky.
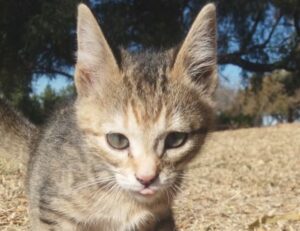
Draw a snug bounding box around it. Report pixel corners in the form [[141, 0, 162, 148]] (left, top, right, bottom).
[[32, 74, 72, 95], [32, 64, 243, 95], [219, 64, 243, 89]]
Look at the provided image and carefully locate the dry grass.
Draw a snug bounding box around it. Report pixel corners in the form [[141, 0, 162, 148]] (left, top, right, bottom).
[[0, 159, 28, 231], [175, 123, 300, 231], [0, 123, 299, 230]]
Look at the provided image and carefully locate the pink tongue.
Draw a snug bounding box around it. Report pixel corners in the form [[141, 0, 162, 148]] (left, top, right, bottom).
[[139, 188, 155, 195]]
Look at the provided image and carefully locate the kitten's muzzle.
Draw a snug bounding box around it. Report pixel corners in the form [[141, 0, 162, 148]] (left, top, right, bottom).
[[135, 172, 158, 188]]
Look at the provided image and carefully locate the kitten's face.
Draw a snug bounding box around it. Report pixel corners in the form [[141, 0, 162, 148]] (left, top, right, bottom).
[[74, 4, 217, 202], [76, 54, 213, 201]]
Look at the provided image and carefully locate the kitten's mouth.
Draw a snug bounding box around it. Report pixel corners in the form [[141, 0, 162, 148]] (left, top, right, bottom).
[[139, 187, 156, 196]]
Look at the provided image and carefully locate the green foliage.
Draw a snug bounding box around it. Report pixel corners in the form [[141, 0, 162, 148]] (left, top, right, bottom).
[[21, 84, 75, 124], [0, 0, 300, 125], [217, 112, 254, 129]]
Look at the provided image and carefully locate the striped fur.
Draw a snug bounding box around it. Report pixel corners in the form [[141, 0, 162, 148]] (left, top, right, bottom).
[[0, 98, 37, 165], [24, 3, 217, 231]]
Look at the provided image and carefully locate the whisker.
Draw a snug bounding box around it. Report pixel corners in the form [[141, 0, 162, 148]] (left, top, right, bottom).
[[73, 176, 115, 190], [173, 183, 183, 193], [97, 183, 120, 202], [165, 189, 171, 205]]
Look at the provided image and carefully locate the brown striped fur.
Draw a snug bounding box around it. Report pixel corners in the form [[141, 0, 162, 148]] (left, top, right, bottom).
[[0, 98, 37, 165], [5, 3, 218, 231]]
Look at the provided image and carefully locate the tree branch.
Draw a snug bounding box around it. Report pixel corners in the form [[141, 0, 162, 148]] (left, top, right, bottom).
[[33, 69, 73, 79], [293, 12, 300, 36], [218, 53, 295, 72], [240, 10, 263, 51], [248, 14, 282, 51]]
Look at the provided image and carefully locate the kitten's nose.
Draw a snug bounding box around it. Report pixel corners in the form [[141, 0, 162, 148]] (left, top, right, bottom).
[[135, 173, 158, 187]]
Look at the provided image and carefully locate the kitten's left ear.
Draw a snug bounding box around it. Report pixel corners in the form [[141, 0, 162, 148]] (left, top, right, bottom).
[[171, 4, 217, 95], [75, 4, 120, 97]]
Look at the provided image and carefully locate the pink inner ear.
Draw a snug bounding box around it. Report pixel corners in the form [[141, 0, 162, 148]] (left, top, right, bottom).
[[75, 66, 94, 96], [76, 3, 121, 97], [78, 66, 93, 83], [169, 3, 217, 93]]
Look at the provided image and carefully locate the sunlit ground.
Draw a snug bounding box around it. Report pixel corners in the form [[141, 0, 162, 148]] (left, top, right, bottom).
[[1, 123, 300, 230]]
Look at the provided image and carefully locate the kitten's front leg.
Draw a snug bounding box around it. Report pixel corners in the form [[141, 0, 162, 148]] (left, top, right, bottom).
[[30, 211, 78, 231], [140, 211, 176, 231], [31, 220, 78, 231], [154, 215, 177, 231]]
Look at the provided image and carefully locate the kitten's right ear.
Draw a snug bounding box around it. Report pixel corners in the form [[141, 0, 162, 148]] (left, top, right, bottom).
[[75, 4, 120, 97]]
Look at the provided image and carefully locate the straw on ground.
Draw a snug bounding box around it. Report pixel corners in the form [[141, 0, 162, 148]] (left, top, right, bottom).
[[0, 123, 299, 230]]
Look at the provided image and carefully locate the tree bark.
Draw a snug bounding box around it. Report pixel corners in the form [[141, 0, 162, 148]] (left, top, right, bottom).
[[287, 107, 294, 123]]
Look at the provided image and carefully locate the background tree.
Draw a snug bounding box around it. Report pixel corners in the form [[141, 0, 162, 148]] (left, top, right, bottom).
[[240, 73, 290, 125], [0, 0, 299, 125], [0, 0, 81, 121]]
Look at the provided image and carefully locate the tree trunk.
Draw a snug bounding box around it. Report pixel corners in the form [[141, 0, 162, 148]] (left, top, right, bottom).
[[287, 107, 294, 123]]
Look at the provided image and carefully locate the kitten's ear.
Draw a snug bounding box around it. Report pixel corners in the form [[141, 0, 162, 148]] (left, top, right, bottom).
[[75, 4, 120, 96], [171, 4, 217, 95]]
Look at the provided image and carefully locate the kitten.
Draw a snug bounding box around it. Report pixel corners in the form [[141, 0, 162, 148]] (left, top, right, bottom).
[[0, 98, 37, 165], [1, 3, 217, 231]]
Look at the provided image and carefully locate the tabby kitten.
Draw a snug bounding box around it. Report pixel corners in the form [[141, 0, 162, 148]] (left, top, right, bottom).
[[26, 3, 217, 231]]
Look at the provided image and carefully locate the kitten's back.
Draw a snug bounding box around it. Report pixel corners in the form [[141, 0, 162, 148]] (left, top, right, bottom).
[[0, 98, 37, 165]]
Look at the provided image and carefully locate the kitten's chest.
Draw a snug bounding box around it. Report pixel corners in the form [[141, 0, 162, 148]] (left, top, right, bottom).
[[77, 191, 159, 231]]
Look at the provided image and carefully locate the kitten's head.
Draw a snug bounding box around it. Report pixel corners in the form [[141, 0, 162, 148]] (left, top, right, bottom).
[[74, 4, 217, 202]]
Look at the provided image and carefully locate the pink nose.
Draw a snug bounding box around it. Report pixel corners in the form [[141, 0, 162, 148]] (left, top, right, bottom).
[[135, 173, 158, 187]]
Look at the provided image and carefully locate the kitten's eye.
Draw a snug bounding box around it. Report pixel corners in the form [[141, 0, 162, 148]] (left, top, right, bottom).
[[165, 132, 188, 149], [106, 133, 129, 150]]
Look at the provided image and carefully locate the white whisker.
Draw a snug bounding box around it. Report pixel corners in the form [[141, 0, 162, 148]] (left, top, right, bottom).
[[73, 176, 115, 191]]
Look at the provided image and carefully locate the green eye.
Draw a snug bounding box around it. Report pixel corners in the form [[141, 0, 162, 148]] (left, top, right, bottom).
[[165, 132, 188, 149], [106, 133, 129, 150]]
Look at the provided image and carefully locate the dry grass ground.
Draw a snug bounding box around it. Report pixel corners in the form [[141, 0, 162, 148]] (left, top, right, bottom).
[[0, 123, 299, 230]]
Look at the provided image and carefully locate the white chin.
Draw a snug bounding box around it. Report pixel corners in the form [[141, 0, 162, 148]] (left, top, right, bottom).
[[129, 188, 162, 202], [139, 188, 156, 196]]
